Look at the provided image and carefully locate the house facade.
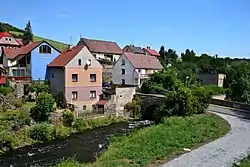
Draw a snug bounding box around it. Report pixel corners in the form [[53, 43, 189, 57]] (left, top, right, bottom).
[[112, 52, 163, 87], [48, 45, 103, 112], [77, 38, 122, 82], [0, 32, 22, 49], [0, 40, 60, 97], [122, 45, 145, 55]]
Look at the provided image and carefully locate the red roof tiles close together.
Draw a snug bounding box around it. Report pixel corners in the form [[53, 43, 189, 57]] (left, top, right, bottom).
[[143, 48, 160, 57], [0, 32, 13, 38], [124, 52, 163, 69], [3, 41, 43, 59], [78, 38, 122, 55], [48, 45, 83, 67], [95, 100, 109, 106]]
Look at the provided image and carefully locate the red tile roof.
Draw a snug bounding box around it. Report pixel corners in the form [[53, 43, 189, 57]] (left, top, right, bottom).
[[3, 41, 43, 59], [143, 48, 160, 57], [0, 32, 13, 38], [48, 45, 83, 67], [15, 38, 24, 46], [78, 38, 122, 55], [124, 52, 163, 69], [95, 100, 109, 106]]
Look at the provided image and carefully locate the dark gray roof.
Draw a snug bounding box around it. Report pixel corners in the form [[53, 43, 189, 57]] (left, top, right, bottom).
[[123, 45, 145, 54]]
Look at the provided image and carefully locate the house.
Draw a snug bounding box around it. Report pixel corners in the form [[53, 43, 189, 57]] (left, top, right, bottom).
[[0, 32, 23, 49], [47, 45, 103, 112], [77, 38, 122, 82], [197, 73, 226, 87], [122, 45, 145, 55], [143, 46, 160, 58], [77, 38, 122, 62], [112, 52, 163, 87], [0, 40, 61, 97]]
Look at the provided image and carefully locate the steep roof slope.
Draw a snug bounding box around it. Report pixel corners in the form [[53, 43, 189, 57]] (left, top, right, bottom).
[[124, 52, 163, 69], [77, 38, 122, 55]]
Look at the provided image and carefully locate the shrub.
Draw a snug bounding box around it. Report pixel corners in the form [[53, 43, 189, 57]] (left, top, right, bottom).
[[0, 86, 13, 95], [202, 85, 227, 96], [12, 98, 23, 108], [29, 123, 54, 142], [55, 91, 67, 109], [30, 92, 55, 122], [53, 124, 71, 139], [12, 107, 31, 131], [72, 119, 85, 131], [124, 95, 141, 118], [155, 86, 211, 123], [62, 110, 75, 127]]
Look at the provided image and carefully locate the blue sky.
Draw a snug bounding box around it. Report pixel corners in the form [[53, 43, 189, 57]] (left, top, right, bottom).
[[1, 0, 250, 58]]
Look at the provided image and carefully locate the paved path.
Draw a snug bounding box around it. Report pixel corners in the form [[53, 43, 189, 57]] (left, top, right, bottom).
[[161, 105, 250, 167]]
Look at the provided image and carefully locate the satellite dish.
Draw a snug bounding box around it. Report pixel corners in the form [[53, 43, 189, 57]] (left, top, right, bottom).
[[86, 59, 91, 66]]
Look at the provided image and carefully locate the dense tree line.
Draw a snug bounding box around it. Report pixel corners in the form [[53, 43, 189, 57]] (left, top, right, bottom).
[[157, 46, 250, 103], [136, 46, 250, 123]]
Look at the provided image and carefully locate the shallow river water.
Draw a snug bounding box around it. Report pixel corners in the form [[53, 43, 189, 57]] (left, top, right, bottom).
[[0, 120, 152, 167]]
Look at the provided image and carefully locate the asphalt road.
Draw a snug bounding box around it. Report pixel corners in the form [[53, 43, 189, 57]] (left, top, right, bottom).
[[161, 105, 250, 167]]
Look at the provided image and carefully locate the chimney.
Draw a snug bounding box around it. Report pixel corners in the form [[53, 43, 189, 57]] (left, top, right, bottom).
[[147, 46, 150, 49], [69, 45, 73, 50]]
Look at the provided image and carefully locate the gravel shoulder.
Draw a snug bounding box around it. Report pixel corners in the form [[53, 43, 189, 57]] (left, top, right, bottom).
[[161, 106, 250, 167]]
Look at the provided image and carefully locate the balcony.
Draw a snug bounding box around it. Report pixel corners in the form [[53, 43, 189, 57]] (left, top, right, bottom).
[[138, 74, 152, 79], [0, 76, 6, 84], [7, 67, 31, 82]]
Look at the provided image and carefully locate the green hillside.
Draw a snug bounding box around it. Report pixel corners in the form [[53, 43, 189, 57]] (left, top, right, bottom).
[[0, 22, 69, 51]]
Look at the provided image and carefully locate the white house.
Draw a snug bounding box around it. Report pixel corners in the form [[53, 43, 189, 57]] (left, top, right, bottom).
[[112, 52, 163, 87]]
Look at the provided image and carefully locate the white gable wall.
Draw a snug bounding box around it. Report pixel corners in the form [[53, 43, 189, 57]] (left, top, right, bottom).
[[112, 54, 139, 85]]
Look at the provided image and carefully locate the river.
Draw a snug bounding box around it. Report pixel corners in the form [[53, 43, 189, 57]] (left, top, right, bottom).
[[0, 120, 152, 167]]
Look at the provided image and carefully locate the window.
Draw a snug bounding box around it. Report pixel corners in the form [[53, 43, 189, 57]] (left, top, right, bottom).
[[93, 54, 96, 58], [39, 45, 52, 54], [121, 69, 125, 75], [90, 91, 96, 98], [12, 69, 25, 76], [122, 79, 125, 85], [9, 38, 11, 41], [72, 74, 78, 82], [72, 91, 78, 99], [138, 69, 141, 73], [78, 59, 81, 66], [51, 73, 54, 78], [90, 74, 96, 82], [92, 105, 96, 110], [83, 106, 87, 110], [5, 38, 8, 41], [121, 59, 125, 65]]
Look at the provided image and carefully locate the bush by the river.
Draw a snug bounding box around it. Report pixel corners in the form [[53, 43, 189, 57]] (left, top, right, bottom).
[[62, 110, 75, 127], [30, 92, 55, 122], [0, 113, 124, 154], [73, 116, 124, 132]]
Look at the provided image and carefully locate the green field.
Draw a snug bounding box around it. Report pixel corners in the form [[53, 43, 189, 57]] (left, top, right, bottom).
[[9, 31, 69, 51]]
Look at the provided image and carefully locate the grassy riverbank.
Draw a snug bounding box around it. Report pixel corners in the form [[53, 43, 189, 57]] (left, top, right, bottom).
[[234, 156, 250, 167], [0, 104, 124, 154], [56, 113, 230, 167]]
